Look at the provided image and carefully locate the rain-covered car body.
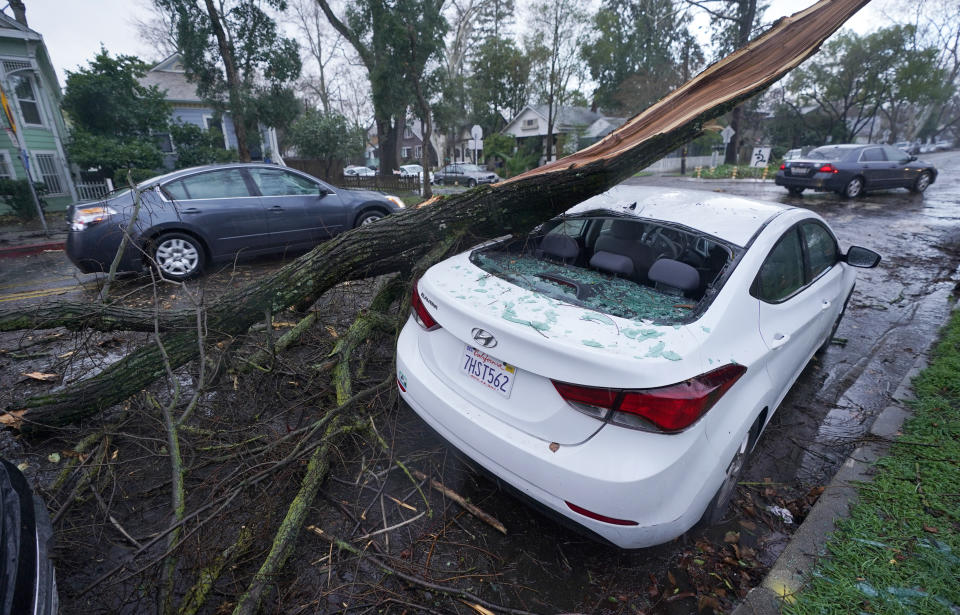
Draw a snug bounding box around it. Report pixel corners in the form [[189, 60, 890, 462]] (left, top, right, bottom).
[[344, 165, 376, 177], [65, 163, 404, 280], [396, 186, 880, 548], [433, 163, 501, 186], [1, 458, 57, 615], [398, 164, 433, 182], [775, 143, 937, 197]]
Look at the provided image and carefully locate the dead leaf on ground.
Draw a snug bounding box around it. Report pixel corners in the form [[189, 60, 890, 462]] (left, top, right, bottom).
[[724, 531, 740, 544], [923, 525, 939, 533], [23, 371, 58, 382], [0, 410, 26, 429]]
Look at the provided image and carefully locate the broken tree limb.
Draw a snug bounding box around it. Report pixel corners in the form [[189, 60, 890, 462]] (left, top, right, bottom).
[[412, 470, 507, 535], [2, 0, 868, 432], [177, 525, 254, 615]]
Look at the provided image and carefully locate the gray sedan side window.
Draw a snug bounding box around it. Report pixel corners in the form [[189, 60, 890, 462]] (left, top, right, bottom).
[[755, 228, 805, 303], [164, 169, 252, 200], [882, 145, 908, 162], [859, 147, 884, 162], [249, 168, 318, 196]]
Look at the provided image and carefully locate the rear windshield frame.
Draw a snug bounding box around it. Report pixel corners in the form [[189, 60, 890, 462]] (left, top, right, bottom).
[[469, 210, 744, 325]]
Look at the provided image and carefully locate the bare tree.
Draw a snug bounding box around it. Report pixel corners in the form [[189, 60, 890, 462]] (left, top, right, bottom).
[[286, 0, 344, 114], [526, 0, 589, 164], [132, 0, 179, 60]]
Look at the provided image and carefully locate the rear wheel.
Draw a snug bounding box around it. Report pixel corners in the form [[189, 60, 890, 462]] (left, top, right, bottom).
[[435, 177, 443, 186], [841, 176, 864, 198], [788, 187, 804, 196], [152, 232, 205, 281], [910, 171, 932, 193], [700, 430, 751, 525], [468, 178, 477, 187]]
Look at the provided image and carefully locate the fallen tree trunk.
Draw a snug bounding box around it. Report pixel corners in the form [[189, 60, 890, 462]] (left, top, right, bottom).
[[1, 0, 869, 432]]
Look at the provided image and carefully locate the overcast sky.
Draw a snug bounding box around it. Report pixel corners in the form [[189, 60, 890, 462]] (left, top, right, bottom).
[[16, 0, 894, 89]]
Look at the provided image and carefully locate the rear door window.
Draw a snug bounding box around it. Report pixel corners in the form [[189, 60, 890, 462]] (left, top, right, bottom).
[[163, 169, 252, 201], [859, 147, 885, 162]]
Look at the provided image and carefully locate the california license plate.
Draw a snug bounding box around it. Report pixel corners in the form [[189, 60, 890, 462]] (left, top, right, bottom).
[[461, 345, 516, 398], [789, 167, 807, 176]]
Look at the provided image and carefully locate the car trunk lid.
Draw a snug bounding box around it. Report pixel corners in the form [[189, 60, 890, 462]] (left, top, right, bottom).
[[415, 254, 706, 444]]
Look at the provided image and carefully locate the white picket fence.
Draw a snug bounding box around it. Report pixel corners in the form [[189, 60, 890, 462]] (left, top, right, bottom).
[[75, 178, 113, 201]]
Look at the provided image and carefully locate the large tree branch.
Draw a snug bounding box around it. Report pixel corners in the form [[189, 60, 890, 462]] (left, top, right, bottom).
[[2, 0, 871, 433], [314, 0, 373, 70]]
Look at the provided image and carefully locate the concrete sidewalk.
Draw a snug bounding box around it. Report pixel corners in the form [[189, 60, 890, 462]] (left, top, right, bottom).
[[0, 218, 67, 258]]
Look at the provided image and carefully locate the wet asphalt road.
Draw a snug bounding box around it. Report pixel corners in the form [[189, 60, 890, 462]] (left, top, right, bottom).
[[2, 150, 959, 612]]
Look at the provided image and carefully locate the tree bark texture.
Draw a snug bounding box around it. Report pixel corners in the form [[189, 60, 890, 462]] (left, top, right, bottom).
[[1, 0, 870, 433]]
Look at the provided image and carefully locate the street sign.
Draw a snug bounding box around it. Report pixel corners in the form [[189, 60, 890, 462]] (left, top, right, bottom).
[[470, 124, 483, 141], [720, 125, 735, 145], [751, 147, 772, 168]]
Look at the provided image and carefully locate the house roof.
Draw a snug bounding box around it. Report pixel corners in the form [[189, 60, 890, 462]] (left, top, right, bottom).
[[139, 53, 204, 104], [0, 11, 41, 41], [503, 104, 626, 136]]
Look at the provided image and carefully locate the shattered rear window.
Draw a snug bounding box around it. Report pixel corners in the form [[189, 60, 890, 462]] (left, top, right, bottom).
[[470, 213, 735, 324]]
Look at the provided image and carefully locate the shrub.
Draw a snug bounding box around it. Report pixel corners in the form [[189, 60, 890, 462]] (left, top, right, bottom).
[[0, 178, 48, 220]]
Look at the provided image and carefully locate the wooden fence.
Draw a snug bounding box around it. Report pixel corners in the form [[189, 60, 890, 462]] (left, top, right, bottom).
[[285, 158, 421, 192]]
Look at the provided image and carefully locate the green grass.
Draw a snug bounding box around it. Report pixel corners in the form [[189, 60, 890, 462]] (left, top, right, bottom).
[[685, 163, 775, 180], [786, 310, 960, 614]]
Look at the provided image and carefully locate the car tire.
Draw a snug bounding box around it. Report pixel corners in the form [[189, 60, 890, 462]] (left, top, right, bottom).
[[910, 171, 932, 194], [841, 176, 864, 198], [468, 178, 477, 187], [788, 187, 804, 196], [355, 209, 387, 227], [151, 232, 205, 281], [435, 177, 443, 186], [699, 426, 753, 525]]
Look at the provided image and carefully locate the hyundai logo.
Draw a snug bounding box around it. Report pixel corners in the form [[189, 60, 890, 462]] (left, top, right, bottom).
[[471, 328, 498, 348]]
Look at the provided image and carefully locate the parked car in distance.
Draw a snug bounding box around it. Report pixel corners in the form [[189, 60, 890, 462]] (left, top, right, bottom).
[[1, 458, 57, 615], [775, 143, 937, 198], [66, 163, 406, 281], [893, 141, 920, 156], [782, 148, 803, 160], [396, 185, 880, 548], [433, 163, 501, 187], [344, 165, 376, 177], [398, 164, 433, 183]]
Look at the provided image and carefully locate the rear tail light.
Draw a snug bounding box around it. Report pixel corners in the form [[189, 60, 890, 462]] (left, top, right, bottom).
[[779, 163, 786, 170], [551, 364, 746, 433], [817, 163, 839, 174], [565, 501, 638, 526], [410, 278, 440, 331]]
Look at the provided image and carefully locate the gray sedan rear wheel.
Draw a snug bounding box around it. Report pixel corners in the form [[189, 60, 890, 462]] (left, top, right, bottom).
[[842, 176, 864, 198], [152, 233, 205, 281]]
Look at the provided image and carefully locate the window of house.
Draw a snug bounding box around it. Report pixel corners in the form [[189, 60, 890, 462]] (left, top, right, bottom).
[[415, 145, 422, 159], [34, 153, 64, 194], [404, 128, 413, 139], [0, 151, 14, 179], [155, 133, 174, 153], [523, 118, 537, 129], [401, 147, 411, 158], [12, 75, 42, 126]]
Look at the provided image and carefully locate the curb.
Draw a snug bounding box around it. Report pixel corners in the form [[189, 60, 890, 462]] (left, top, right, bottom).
[[731, 356, 927, 614], [0, 240, 66, 259]]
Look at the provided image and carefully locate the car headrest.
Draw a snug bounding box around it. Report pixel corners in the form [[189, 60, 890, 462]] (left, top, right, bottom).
[[610, 219, 639, 240], [648, 258, 700, 292], [540, 234, 579, 261], [590, 251, 634, 277]]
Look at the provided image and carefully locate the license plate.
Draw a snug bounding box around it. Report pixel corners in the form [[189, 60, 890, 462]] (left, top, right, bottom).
[[789, 167, 807, 176], [461, 345, 516, 398]]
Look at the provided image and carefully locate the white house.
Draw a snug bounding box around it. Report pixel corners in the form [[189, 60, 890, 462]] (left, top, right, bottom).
[[501, 105, 626, 164]]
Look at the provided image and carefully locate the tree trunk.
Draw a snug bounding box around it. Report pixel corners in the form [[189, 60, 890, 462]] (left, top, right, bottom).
[[414, 79, 434, 199], [378, 117, 401, 174], [204, 0, 251, 162], [1, 0, 872, 433], [724, 0, 759, 166]]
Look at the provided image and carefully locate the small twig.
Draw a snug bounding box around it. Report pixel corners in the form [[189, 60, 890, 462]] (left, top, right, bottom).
[[413, 470, 506, 535]]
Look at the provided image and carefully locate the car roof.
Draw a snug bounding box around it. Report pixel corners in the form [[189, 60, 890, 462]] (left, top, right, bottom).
[[565, 185, 790, 247], [140, 162, 286, 187]]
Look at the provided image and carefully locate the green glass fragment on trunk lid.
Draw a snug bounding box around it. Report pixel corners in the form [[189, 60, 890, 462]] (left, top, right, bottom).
[[582, 339, 604, 348]]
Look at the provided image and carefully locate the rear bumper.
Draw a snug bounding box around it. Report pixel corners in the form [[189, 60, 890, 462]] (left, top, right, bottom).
[[775, 171, 847, 192], [395, 319, 724, 548]]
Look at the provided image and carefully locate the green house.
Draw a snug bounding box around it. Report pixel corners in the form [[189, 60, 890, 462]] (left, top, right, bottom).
[[0, 9, 77, 215]]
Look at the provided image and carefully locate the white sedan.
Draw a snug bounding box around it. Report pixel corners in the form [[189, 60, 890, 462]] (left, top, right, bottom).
[[396, 186, 879, 548]]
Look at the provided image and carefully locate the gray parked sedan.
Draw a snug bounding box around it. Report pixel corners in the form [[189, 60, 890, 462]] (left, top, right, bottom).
[[433, 163, 501, 187], [774, 143, 937, 198], [66, 163, 405, 280]]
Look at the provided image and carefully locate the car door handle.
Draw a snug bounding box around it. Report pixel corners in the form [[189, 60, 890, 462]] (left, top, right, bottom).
[[821, 300, 832, 311], [268, 205, 284, 213], [770, 333, 791, 349], [180, 207, 200, 214]]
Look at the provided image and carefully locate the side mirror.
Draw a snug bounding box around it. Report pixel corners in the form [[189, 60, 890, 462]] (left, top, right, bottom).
[[908, 155, 917, 162], [318, 186, 329, 197], [845, 246, 881, 268]]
